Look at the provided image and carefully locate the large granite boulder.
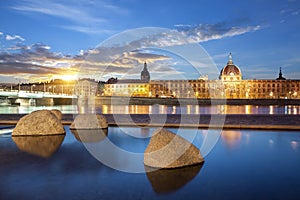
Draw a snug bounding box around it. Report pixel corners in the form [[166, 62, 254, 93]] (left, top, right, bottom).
[[50, 109, 62, 121], [12, 110, 65, 136], [70, 114, 108, 129], [144, 128, 204, 169]]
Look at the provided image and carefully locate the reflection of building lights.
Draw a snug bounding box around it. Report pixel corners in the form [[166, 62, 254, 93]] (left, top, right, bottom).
[[149, 105, 152, 114], [172, 106, 176, 114], [195, 105, 199, 115], [290, 141, 298, 151], [245, 105, 251, 114], [221, 130, 242, 149], [187, 105, 191, 114], [293, 106, 298, 115], [269, 105, 274, 115], [102, 105, 108, 114], [220, 105, 225, 114], [159, 105, 166, 114]]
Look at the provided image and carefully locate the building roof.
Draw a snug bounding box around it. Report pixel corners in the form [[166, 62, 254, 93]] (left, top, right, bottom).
[[220, 53, 242, 77]]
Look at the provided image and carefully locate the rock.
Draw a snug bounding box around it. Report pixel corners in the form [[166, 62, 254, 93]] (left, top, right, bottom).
[[50, 109, 62, 121], [12, 110, 65, 136], [70, 128, 108, 143], [70, 114, 108, 129], [144, 128, 204, 169], [12, 135, 65, 158]]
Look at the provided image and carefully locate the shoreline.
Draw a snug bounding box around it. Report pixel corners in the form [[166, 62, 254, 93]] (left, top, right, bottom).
[[1, 114, 300, 130], [94, 97, 300, 106]]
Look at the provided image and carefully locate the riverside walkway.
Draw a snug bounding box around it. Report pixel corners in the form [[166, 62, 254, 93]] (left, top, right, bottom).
[[0, 114, 300, 130]]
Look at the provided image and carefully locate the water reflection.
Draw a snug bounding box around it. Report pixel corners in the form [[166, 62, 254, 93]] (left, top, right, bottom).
[[98, 105, 300, 115], [290, 141, 299, 152], [140, 128, 150, 137], [1, 104, 300, 115], [145, 164, 203, 194], [12, 134, 65, 158], [70, 129, 108, 143], [221, 130, 242, 149]]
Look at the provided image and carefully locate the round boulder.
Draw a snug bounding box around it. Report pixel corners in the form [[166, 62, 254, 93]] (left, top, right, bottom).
[[144, 128, 204, 169], [12, 110, 65, 136], [50, 109, 62, 121], [70, 114, 108, 129]]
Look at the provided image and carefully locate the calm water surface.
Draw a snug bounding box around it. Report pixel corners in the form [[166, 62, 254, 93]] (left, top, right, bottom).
[[0, 104, 300, 115], [0, 127, 300, 200]]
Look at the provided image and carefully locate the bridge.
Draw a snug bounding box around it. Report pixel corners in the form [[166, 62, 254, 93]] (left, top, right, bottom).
[[0, 90, 77, 106]]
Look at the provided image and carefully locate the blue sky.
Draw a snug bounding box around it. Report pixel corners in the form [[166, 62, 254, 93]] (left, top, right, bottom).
[[0, 0, 300, 82]]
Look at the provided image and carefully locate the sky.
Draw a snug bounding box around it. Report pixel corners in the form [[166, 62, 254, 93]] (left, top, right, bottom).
[[0, 0, 300, 83]]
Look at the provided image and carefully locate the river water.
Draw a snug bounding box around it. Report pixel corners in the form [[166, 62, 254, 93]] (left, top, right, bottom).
[[1, 127, 300, 200], [0, 104, 300, 114]]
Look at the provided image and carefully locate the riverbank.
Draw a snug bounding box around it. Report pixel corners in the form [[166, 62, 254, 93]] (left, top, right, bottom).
[[95, 96, 300, 106], [1, 114, 300, 130]]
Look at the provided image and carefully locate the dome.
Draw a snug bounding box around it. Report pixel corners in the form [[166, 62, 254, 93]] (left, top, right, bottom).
[[219, 53, 242, 80], [220, 64, 241, 76]]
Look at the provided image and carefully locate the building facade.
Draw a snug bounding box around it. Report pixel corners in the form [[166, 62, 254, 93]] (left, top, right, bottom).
[[103, 55, 300, 99], [104, 62, 151, 97]]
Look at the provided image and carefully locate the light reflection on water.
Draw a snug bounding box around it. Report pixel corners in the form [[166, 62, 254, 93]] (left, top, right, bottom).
[[0, 104, 300, 115], [0, 127, 300, 200]]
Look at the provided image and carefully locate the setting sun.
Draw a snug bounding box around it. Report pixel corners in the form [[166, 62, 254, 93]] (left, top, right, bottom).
[[58, 74, 78, 81]]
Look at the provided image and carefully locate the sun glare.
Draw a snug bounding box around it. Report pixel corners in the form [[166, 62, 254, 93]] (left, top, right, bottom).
[[59, 74, 77, 81]]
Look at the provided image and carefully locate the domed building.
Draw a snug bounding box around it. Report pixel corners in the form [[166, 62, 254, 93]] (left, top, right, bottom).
[[103, 53, 300, 99], [219, 53, 242, 81]]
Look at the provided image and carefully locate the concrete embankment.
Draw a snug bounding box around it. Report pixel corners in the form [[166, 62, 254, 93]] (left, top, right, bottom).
[[95, 97, 300, 106], [1, 114, 300, 130]]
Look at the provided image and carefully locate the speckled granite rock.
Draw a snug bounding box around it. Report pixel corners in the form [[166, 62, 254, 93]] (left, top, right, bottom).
[[12, 110, 65, 136], [50, 109, 62, 121], [144, 128, 204, 169], [70, 114, 108, 129]]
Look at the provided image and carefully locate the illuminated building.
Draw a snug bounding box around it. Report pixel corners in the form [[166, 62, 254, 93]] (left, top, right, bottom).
[[104, 62, 151, 97], [103, 55, 300, 99], [74, 79, 98, 97]]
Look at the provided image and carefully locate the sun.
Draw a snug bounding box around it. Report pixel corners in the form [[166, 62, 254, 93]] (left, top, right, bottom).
[[59, 74, 77, 81]]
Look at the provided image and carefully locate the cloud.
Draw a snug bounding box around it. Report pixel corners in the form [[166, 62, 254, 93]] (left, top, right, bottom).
[[12, 0, 105, 24], [145, 24, 262, 47], [60, 25, 115, 35], [76, 24, 262, 80], [0, 21, 263, 82], [5, 34, 25, 41], [0, 32, 3, 35], [11, 0, 128, 35], [0, 42, 81, 81]]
